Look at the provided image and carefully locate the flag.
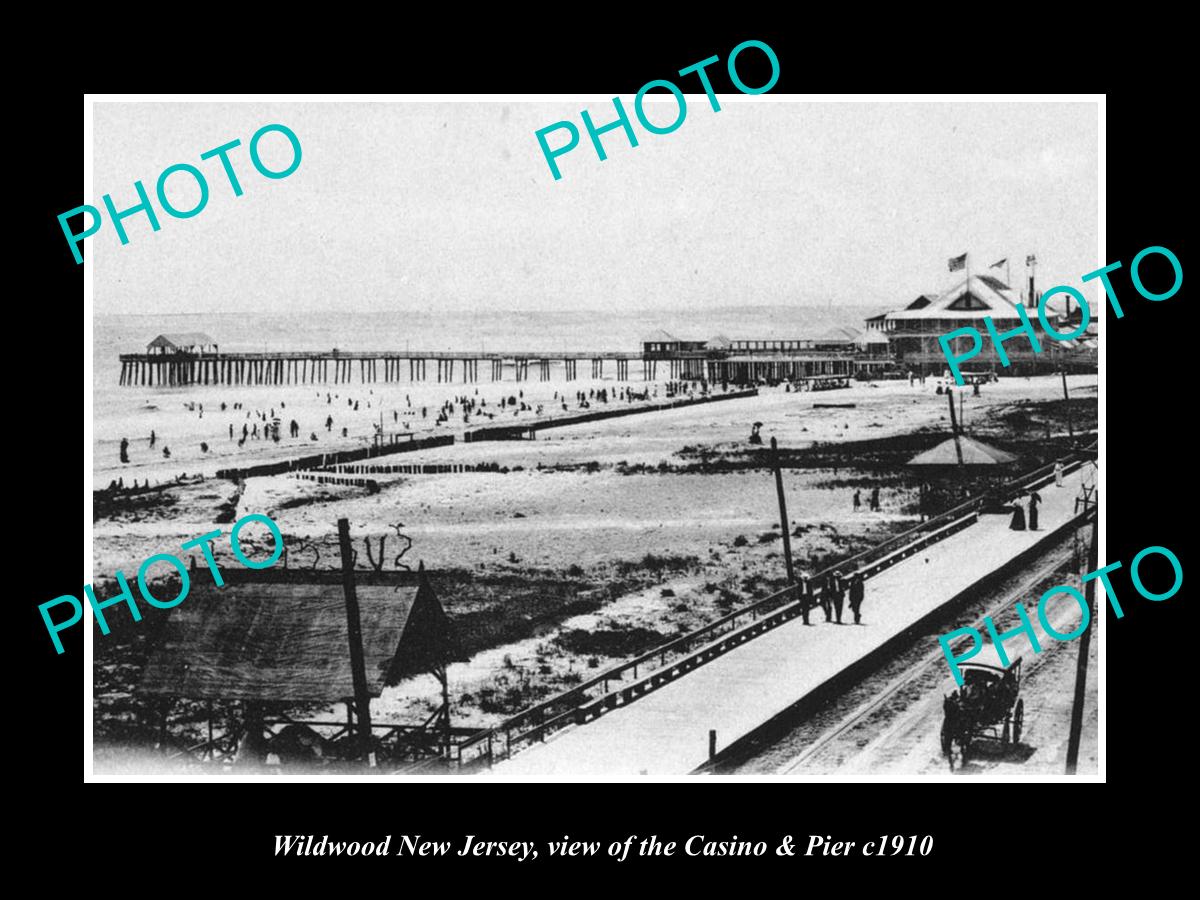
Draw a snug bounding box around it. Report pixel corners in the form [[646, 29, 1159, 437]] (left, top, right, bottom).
[[990, 258, 1007, 269], [1026, 254, 1037, 265], [948, 253, 967, 272]]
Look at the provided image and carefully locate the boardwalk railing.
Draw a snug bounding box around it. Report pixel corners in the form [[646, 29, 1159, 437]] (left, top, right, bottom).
[[454, 441, 1096, 768]]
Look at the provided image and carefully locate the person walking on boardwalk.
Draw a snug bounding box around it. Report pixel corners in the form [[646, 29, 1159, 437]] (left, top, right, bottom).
[[853, 489, 861, 512], [1028, 491, 1042, 531], [1054, 460, 1065, 488], [799, 575, 813, 625], [819, 572, 833, 622], [848, 573, 865, 625], [830, 570, 846, 623], [1009, 497, 1027, 531]]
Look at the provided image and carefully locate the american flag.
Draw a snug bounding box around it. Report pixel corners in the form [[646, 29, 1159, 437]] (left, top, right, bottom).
[[948, 253, 967, 272]]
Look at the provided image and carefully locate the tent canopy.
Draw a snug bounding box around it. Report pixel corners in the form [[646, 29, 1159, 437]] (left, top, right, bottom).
[[908, 435, 1017, 466]]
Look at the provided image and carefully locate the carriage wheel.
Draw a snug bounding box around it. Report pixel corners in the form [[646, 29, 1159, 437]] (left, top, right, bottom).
[[1013, 700, 1024, 744]]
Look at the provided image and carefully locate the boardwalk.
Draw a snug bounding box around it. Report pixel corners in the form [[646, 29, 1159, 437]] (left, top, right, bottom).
[[493, 467, 1090, 778]]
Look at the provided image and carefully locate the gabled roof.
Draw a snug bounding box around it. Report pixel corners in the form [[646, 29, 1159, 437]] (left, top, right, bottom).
[[976, 274, 1012, 293], [148, 332, 216, 349], [707, 334, 733, 349], [813, 325, 862, 343], [138, 577, 456, 701], [642, 329, 681, 344], [887, 276, 1023, 321], [904, 294, 939, 310], [908, 435, 1017, 465]]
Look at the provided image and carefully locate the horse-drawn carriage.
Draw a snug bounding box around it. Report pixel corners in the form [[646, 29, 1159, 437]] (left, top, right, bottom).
[[941, 647, 1024, 770]]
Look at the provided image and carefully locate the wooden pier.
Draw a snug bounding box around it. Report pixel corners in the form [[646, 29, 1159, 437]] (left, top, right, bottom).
[[116, 348, 859, 387], [116, 350, 667, 387]]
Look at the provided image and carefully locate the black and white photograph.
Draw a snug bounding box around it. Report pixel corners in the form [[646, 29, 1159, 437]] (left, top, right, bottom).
[[84, 95, 1102, 781]]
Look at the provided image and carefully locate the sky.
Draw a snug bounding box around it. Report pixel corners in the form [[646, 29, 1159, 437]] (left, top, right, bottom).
[[91, 99, 1099, 317]]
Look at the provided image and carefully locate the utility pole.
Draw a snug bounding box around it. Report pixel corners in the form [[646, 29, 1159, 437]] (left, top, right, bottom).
[[947, 390, 964, 465], [771, 437, 796, 587], [1065, 515, 1097, 774], [337, 517, 376, 767]]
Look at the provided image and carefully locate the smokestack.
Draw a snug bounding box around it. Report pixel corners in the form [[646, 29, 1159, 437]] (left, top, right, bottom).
[[1028, 275, 1036, 308]]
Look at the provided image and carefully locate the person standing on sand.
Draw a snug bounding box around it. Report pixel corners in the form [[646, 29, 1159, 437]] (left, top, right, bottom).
[[119, 437, 129, 464], [229, 424, 233, 440], [870, 486, 880, 512], [853, 489, 861, 512], [149, 430, 156, 448], [1055, 460, 1064, 488]]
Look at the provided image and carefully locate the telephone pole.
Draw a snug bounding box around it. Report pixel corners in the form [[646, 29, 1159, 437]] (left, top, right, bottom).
[[1065, 515, 1097, 774]]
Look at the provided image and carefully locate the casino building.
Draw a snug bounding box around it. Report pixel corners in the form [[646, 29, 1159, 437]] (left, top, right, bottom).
[[880, 274, 1096, 376]]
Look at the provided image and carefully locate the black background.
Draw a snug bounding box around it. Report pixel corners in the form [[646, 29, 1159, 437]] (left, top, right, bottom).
[[20, 23, 1189, 879]]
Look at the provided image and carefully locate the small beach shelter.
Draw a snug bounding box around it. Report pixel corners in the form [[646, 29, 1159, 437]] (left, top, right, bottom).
[[139, 573, 455, 701], [908, 436, 1017, 466], [147, 333, 218, 355], [138, 566, 459, 765]]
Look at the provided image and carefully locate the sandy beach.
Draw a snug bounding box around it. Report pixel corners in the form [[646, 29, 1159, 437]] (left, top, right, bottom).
[[92, 370, 1096, 748]]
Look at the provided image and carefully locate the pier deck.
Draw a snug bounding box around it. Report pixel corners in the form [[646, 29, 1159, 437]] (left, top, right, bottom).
[[117, 348, 859, 387], [492, 467, 1090, 777], [117, 350, 681, 385]]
